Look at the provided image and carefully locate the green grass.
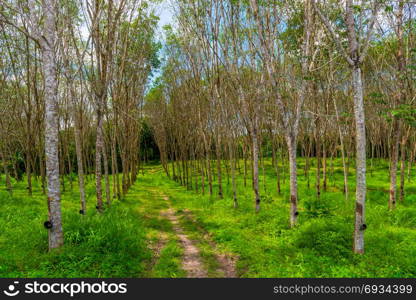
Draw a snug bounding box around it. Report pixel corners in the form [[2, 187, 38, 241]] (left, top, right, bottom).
[[150, 240, 185, 278], [176, 211, 222, 277], [0, 175, 151, 277], [145, 158, 416, 277], [126, 180, 185, 278], [0, 157, 415, 277]]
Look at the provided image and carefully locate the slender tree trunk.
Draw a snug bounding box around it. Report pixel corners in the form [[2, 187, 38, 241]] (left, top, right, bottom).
[[25, 118, 33, 195], [201, 158, 205, 195], [38, 141, 46, 195], [271, 136, 281, 194], [306, 140, 311, 189], [25, 147, 32, 196], [389, 119, 400, 210], [111, 130, 119, 199], [261, 146, 266, 193], [229, 140, 238, 208], [25, 36, 33, 196], [397, 1, 406, 203], [59, 136, 65, 193], [243, 144, 247, 187], [399, 130, 408, 202], [335, 99, 349, 199], [407, 142, 416, 183], [41, 0, 63, 249], [95, 110, 104, 212], [0, 150, 12, 195], [287, 136, 298, 227], [351, 65, 366, 254], [315, 120, 321, 198], [323, 140, 327, 192], [207, 155, 213, 196], [252, 126, 260, 213], [103, 139, 111, 205], [216, 134, 223, 198], [73, 106, 86, 214]]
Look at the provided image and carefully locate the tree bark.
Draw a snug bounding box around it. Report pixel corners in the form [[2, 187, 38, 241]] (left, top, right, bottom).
[[41, 0, 63, 249], [389, 119, 400, 210], [287, 136, 298, 227], [95, 110, 104, 211], [252, 126, 260, 213], [72, 94, 86, 214], [351, 65, 366, 254], [229, 140, 238, 208]]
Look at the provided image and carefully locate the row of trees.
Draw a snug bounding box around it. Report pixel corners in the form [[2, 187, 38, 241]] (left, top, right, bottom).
[[0, 0, 159, 249], [145, 0, 416, 254], [0, 0, 415, 255]]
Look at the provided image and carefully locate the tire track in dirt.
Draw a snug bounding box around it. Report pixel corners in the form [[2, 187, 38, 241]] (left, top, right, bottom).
[[181, 209, 238, 278], [160, 200, 207, 278], [161, 195, 237, 278]]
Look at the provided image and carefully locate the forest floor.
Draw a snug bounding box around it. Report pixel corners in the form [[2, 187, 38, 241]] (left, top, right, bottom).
[[132, 177, 237, 278], [135, 159, 416, 277], [0, 158, 416, 277]]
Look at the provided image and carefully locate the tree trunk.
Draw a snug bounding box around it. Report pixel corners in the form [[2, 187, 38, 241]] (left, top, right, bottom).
[[389, 119, 400, 210], [0, 149, 12, 195], [271, 136, 281, 194], [200, 158, 205, 195], [287, 136, 298, 228], [111, 129, 119, 199], [252, 126, 260, 213], [315, 120, 321, 198], [352, 65, 366, 254], [323, 141, 327, 192], [41, 0, 63, 249], [399, 130, 408, 202], [102, 139, 111, 205], [73, 105, 86, 214], [334, 98, 348, 200], [216, 135, 223, 198], [95, 111, 104, 212], [229, 140, 238, 208]]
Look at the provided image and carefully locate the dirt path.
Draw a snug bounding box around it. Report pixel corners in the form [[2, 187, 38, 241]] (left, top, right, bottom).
[[181, 209, 237, 278], [160, 195, 237, 278], [161, 205, 207, 278]]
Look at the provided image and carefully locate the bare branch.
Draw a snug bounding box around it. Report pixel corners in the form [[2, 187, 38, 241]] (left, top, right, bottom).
[[312, 0, 354, 66], [358, 1, 382, 63]]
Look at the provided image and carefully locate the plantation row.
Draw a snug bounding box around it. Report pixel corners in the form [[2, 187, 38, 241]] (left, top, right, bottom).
[[1, 160, 415, 277], [0, 0, 415, 262]]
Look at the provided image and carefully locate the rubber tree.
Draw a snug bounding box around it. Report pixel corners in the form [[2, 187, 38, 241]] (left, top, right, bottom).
[[314, 0, 381, 254]]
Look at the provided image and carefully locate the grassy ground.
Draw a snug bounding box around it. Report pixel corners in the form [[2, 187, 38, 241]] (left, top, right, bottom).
[[0, 174, 152, 277], [0, 158, 415, 277], [147, 158, 416, 277]]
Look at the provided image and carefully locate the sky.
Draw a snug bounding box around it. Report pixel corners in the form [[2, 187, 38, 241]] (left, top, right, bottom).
[[155, 0, 175, 35], [148, 0, 175, 84]]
